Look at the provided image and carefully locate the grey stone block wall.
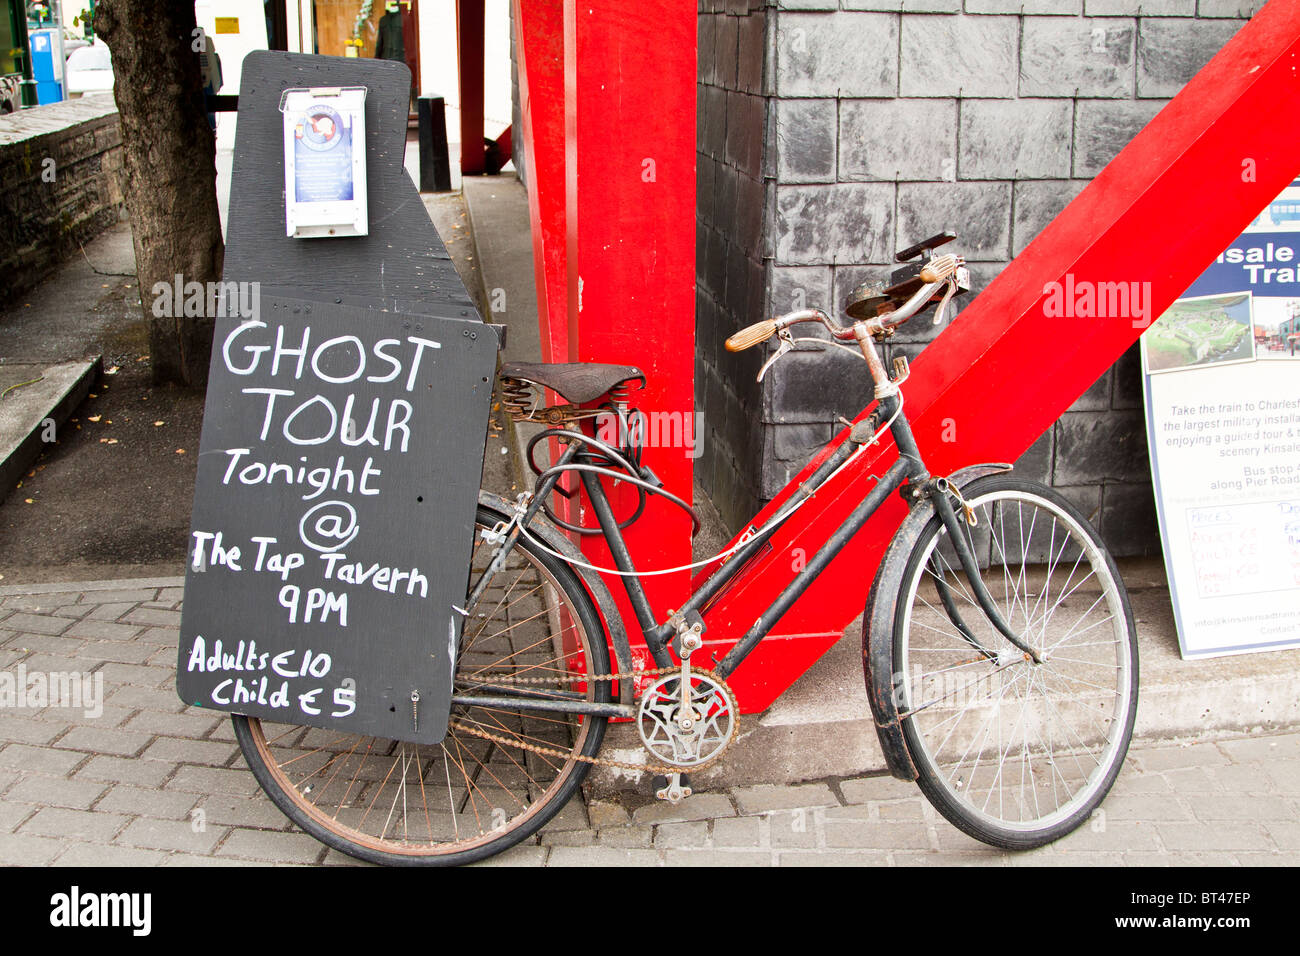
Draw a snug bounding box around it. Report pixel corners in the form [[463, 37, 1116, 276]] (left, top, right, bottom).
[[696, 0, 771, 531], [695, 1, 1260, 555], [0, 99, 125, 305]]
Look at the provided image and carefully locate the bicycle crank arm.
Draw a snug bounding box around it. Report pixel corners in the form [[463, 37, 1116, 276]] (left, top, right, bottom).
[[930, 490, 1043, 664]]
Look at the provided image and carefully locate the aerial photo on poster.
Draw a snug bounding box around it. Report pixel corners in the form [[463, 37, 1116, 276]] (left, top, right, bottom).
[[1143, 292, 1255, 373]]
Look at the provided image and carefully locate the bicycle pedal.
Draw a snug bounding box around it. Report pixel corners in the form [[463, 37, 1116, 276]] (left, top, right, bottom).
[[651, 773, 692, 804]]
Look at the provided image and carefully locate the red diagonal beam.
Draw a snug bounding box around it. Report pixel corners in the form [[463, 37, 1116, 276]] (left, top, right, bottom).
[[700, 0, 1300, 708]]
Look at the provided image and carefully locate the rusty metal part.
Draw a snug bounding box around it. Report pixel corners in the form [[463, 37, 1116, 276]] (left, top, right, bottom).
[[845, 243, 968, 327], [606, 381, 636, 406], [844, 278, 892, 321], [657, 774, 691, 803], [637, 669, 738, 770], [852, 321, 897, 397], [499, 376, 536, 419], [499, 376, 608, 426], [535, 403, 582, 425]]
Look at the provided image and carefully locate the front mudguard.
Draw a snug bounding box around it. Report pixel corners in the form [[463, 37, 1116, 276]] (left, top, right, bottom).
[[862, 463, 1013, 781], [477, 490, 636, 707]]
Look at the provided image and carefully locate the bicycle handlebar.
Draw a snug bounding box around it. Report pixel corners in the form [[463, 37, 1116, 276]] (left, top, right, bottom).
[[726, 253, 966, 353]]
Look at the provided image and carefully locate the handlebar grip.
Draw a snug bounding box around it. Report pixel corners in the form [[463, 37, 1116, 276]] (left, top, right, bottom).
[[726, 319, 778, 352], [919, 254, 960, 284]]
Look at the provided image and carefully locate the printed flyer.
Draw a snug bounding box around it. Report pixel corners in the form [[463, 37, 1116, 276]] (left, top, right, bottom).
[[1142, 180, 1300, 658]]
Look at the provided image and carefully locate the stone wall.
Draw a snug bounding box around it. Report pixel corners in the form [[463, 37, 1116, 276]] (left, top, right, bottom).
[[694, 0, 1266, 554], [696, 0, 771, 531], [0, 98, 124, 304]]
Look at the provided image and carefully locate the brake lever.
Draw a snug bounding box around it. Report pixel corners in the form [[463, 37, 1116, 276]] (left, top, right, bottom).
[[757, 328, 796, 382], [932, 277, 958, 326], [757, 330, 868, 383]]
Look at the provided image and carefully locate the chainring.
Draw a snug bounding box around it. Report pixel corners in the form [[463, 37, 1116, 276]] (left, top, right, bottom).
[[637, 669, 739, 770]]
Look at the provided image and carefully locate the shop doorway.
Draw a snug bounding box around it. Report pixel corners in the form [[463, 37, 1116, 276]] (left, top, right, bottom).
[[312, 0, 419, 106]]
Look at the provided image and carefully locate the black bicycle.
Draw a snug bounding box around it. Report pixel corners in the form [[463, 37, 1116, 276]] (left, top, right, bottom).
[[232, 232, 1139, 864]]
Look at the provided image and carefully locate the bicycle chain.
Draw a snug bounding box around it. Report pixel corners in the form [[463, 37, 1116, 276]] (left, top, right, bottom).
[[449, 666, 740, 778]]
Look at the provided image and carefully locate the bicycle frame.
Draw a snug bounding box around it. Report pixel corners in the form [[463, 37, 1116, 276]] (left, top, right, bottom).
[[462, 305, 1034, 719]]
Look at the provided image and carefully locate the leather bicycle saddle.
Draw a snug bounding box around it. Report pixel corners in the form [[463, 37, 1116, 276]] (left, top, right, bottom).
[[500, 362, 646, 405]]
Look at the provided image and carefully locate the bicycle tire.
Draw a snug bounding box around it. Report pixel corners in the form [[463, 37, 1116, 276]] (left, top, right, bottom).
[[232, 501, 611, 866], [890, 475, 1138, 849]]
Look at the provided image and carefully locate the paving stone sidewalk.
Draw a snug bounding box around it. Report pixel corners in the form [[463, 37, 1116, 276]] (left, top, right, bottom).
[[1, 579, 1297, 867]]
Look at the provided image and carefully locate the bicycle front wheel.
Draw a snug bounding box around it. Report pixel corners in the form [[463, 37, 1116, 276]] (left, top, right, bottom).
[[232, 502, 611, 866], [892, 475, 1138, 849]]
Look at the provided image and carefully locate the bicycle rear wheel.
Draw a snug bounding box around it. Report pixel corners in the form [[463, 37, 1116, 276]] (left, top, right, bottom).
[[892, 476, 1137, 849], [232, 502, 611, 866]]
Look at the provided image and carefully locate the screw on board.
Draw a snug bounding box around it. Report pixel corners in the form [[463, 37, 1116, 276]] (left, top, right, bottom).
[[411, 689, 420, 733]]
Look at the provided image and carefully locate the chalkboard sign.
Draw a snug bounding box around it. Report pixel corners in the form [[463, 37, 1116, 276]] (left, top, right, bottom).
[[176, 296, 496, 743]]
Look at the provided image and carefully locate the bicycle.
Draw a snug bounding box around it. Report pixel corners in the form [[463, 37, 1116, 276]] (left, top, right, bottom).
[[230, 232, 1139, 865]]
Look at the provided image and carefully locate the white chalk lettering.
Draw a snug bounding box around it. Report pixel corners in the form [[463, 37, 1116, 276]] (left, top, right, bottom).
[[191, 531, 241, 571], [221, 323, 439, 387], [220, 452, 383, 499], [310, 334, 367, 384], [279, 585, 348, 625], [242, 387, 414, 450], [319, 554, 429, 597]]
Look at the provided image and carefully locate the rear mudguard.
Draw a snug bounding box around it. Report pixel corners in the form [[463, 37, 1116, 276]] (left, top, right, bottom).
[[477, 490, 635, 707], [862, 463, 1014, 781]]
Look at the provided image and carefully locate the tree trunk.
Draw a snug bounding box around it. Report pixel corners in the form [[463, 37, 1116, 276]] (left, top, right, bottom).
[[96, 0, 224, 387]]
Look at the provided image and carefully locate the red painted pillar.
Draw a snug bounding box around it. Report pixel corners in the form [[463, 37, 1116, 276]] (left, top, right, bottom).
[[513, 0, 567, 364], [564, 1, 697, 640], [515, 1, 695, 655], [457, 0, 485, 175]]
